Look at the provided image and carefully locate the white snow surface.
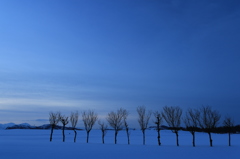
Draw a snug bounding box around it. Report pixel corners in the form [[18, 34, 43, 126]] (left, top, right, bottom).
[[0, 129, 239, 159]]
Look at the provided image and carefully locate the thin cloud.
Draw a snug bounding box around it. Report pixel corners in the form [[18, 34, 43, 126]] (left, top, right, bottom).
[[34, 119, 49, 122]]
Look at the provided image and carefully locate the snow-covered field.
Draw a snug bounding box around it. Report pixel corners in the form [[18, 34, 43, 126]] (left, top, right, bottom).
[[0, 129, 239, 159]]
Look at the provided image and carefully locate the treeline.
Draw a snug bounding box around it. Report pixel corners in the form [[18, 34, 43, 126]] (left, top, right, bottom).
[[166, 125, 240, 134], [49, 105, 238, 147]]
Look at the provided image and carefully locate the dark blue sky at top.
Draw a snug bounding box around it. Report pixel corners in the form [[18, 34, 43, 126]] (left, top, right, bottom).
[[0, 0, 240, 126]]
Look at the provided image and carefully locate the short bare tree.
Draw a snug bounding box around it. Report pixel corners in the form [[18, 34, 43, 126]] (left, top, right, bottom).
[[223, 116, 235, 146], [162, 106, 182, 146], [106, 108, 126, 144], [153, 110, 163, 146], [82, 110, 98, 143], [70, 111, 79, 143], [198, 106, 221, 147], [59, 115, 69, 142], [184, 108, 200, 147], [123, 109, 130, 145], [49, 111, 61, 142], [98, 120, 108, 144], [137, 106, 151, 145]]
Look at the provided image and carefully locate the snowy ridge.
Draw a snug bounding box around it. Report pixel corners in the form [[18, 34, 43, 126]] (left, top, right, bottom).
[[0, 123, 81, 130], [0, 123, 15, 129]]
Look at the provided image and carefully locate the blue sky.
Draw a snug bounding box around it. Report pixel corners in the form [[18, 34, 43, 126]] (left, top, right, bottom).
[[0, 0, 240, 127]]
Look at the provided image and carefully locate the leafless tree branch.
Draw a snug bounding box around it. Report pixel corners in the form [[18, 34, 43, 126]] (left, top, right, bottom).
[[59, 114, 69, 142], [223, 116, 234, 146], [49, 111, 61, 142], [98, 120, 108, 144], [198, 106, 221, 147], [123, 109, 130, 145], [184, 108, 200, 147], [153, 110, 163, 146], [70, 111, 79, 142], [162, 106, 182, 146], [137, 106, 151, 145], [106, 108, 126, 144], [82, 110, 98, 143]]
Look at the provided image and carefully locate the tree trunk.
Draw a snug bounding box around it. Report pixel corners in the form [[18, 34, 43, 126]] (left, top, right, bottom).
[[175, 131, 179, 146], [114, 130, 118, 144], [143, 130, 145, 145], [62, 125, 65, 142], [208, 132, 213, 147], [102, 132, 105, 144], [157, 130, 161, 146], [50, 126, 54, 142], [228, 132, 231, 146], [73, 129, 77, 143], [126, 129, 130, 145], [192, 132, 195, 147], [86, 131, 90, 143]]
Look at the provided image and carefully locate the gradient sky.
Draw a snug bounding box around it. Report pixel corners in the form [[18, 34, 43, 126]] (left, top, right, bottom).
[[0, 0, 240, 127]]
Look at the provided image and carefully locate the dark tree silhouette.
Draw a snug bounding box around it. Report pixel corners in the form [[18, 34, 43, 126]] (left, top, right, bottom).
[[70, 111, 79, 143], [153, 110, 163, 146], [82, 110, 98, 143], [137, 106, 151, 145], [223, 116, 235, 146], [59, 115, 69, 142], [198, 106, 221, 147], [184, 108, 200, 147], [123, 109, 130, 145], [106, 108, 126, 144], [162, 106, 182, 146], [49, 111, 60, 142], [98, 120, 108, 144]]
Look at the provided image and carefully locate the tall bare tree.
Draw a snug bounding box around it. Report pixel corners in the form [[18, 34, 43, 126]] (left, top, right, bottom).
[[137, 106, 151, 145], [106, 108, 126, 144], [98, 120, 108, 144], [162, 106, 182, 146], [59, 115, 69, 142], [153, 110, 163, 146], [49, 111, 61, 142], [198, 106, 221, 147], [70, 111, 79, 143], [184, 108, 200, 147], [123, 109, 130, 145], [82, 110, 98, 143], [223, 116, 235, 146]]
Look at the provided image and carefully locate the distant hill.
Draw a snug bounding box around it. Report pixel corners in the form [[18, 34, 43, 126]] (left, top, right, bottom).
[[0, 123, 16, 129], [0, 123, 82, 130], [148, 125, 170, 130]]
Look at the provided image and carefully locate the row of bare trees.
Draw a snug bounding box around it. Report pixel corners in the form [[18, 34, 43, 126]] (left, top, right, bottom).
[[184, 106, 220, 147], [49, 110, 97, 143], [49, 106, 235, 147], [153, 106, 225, 147]]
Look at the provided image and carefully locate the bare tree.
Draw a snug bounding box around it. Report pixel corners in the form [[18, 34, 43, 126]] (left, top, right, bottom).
[[59, 115, 69, 142], [198, 106, 221, 147], [184, 108, 200, 147], [98, 120, 108, 144], [162, 106, 182, 146], [123, 109, 130, 145], [223, 116, 235, 146], [82, 110, 98, 143], [49, 111, 61, 142], [137, 106, 151, 145], [106, 108, 126, 144], [70, 111, 79, 143], [153, 111, 163, 146]]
